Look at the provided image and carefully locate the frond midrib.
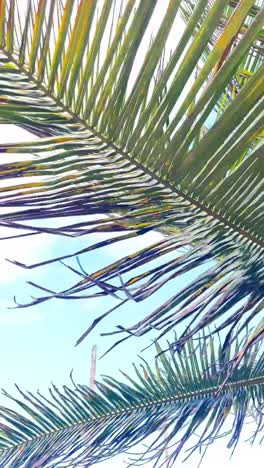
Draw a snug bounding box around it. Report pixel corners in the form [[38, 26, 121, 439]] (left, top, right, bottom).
[[1, 374, 264, 455], [1, 48, 264, 251]]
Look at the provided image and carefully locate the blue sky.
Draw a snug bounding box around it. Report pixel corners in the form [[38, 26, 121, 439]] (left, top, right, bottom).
[[0, 125, 262, 467], [0, 1, 262, 464]]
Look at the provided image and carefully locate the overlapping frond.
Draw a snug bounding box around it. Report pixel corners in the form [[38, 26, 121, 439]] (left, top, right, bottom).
[[0, 0, 263, 355], [0, 337, 263, 467]]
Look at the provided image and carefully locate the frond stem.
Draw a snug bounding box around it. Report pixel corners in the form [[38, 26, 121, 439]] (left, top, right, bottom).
[[1, 49, 263, 251], [1, 374, 264, 455]]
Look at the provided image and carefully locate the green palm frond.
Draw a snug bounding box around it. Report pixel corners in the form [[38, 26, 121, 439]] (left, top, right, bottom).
[[0, 336, 263, 467], [0, 0, 263, 356]]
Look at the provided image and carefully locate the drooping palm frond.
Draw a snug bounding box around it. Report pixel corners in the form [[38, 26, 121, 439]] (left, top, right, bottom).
[[0, 336, 263, 467], [0, 0, 263, 355]]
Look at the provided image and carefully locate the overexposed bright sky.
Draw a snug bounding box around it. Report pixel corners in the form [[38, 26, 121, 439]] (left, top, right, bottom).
[[0, 131, 262, 468], [0, 1, 262, 466]]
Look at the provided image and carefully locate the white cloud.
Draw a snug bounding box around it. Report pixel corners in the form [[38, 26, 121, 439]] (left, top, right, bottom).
[[0, 231, 54, 283], [106, 230, 164, 259], [0, 304, 41, 323], [0, 125, 54, 283], [0, 125, 37, 143]]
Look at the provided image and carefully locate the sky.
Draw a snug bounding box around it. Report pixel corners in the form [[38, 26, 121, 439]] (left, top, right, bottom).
[[0, 125, 262, 468], [0, 1, 262, 466]]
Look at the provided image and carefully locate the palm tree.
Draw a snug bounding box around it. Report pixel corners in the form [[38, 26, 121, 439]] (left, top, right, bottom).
[[0, 0, 263, 465], [0, 336, 263, 466]]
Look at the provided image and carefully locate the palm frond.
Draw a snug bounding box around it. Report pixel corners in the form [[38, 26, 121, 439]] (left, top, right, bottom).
[[0, 336, 263, 467], [0, 0, 263, 355]]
